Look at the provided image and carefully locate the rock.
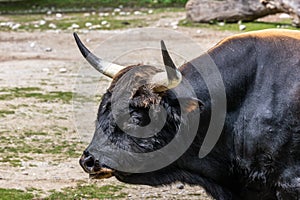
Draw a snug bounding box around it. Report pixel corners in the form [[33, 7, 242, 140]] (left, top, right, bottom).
[[218, 22, 225, 26], [186, 0, 300, 27], [48, 23, 57, 29], [239, 24, 247, 30], [186, 0, 277, 23], [85, 22, 92, 27], [11, 23, 21, 30], [39, 20, 46, 26], [22, 171, 29, 175], [114, 8, 121, 12], [45, 47, 52, 52], [176, 183, 184, 189], [59, 68, 67, 73], [56, 13, 62, 18], [71, 23, 80, 29], [30, 42, 36, 48], [42, 68, 50, 73], [134, 11, 142, 15], [101, 20, 108, 25], [260, 0, 300, 27]]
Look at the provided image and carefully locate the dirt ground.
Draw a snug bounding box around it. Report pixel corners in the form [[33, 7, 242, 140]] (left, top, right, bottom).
[[0, 10, 237, 199]]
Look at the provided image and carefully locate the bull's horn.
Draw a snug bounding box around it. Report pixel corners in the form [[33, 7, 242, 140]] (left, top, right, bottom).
[[152, 40, 182, 92], [73, 32, 125, 78]]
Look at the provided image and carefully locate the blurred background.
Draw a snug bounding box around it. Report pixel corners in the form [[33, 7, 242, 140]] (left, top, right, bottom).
[[0, 0, 299, 200]]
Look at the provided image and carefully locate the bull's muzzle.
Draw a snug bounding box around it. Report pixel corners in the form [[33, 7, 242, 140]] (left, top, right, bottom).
[[79, 150, 114, 179]]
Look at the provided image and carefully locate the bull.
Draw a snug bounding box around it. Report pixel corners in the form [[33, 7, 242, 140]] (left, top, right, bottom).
[[75, 29, 300, 200]]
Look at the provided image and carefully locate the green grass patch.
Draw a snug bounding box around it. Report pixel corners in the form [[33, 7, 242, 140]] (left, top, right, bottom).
[[0, 13, 148, 31], [179, 19, 300, 32], [0, 155, 22, 167], [0, 139, 82, 158], [46, 184, 126, 200], [44, 140, 82, 157], [0, 110, 15, 118], [0, 188, 34, 200], [24, 131, 47, 137], [0, 87, 73, 103], [0, 0, 188, 14]]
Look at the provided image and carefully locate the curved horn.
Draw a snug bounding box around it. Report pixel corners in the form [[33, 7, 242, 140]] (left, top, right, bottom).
[[152, 40, 182, 92], [73, 32, 125, 78]]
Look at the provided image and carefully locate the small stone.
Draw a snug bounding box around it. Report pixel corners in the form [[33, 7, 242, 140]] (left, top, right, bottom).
[[46, 10, 52, 15], [30, 42, 36, 48], [48, 23, 57, 29], [101, 20, 108, 25], [45, 47, 52, 52], [56, 13, 62, 18], [85, 22, 92, 27], [134, 11, 142, 15], [119, 11, 126, 16], [128, 194, 132, 197], [83, 13, 90, 17], [11, 23, 21, 30], [22, 171, 29, 175], [42, 68, 50, 73], [148, 9, 153, 14], [114, 8, 121, 12], [39, 20, 46, 25], [176, 183, 184, 189], [59, 68, 67, 73], [71, 23, 80, 29], [239, 24, 246, 31], [218, 22, 225, 26]]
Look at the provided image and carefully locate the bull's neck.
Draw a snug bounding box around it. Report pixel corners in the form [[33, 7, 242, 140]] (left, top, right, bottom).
[[180, 37, 257, 113], [176, 42, 258, 184]]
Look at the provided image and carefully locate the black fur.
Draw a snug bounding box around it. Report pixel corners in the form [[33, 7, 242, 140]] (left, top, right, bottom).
[[81, 30, 300, 200]]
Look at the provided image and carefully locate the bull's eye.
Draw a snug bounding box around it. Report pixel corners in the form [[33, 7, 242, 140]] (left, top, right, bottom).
[[130, 108, 151, 127]]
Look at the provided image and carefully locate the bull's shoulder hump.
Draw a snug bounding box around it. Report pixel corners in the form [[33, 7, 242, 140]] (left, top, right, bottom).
[[212, 29, 300, 49]]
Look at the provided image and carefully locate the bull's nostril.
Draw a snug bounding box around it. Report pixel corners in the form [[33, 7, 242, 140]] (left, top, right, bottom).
[[83, 150, 89, 156], [85, 155, 95, 168]]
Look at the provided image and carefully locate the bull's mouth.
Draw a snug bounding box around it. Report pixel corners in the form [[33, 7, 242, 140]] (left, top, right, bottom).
[[89, 168, 115, 179]]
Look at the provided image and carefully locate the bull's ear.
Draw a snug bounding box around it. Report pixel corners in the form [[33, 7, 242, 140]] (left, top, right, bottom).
[[178, 97, 204, 114]]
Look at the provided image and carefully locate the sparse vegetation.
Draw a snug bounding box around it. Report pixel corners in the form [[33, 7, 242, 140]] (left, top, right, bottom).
[[0, 134, 83, 162], [0, 188, 35, 200], [179, 19, 299, 32], [46, 184, 127, 199], [0, 110, 15, 117], [0, 87, 73, 103], [0, 0, 188, 14]]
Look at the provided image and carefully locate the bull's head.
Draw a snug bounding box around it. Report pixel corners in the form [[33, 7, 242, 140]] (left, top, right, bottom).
[[75, 33, 203, 184]]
